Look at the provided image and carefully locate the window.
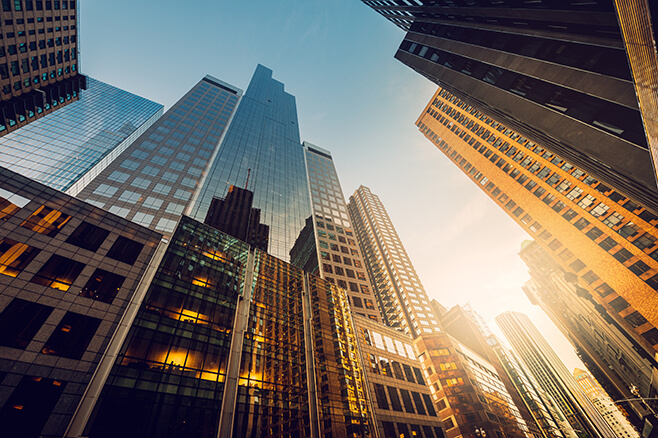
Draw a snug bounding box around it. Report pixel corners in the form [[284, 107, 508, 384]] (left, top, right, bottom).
[[569, 259, 586, 272], [65, 222, 109, 252], [619, 222, 640, 238], [595, 283, 614, 296], [599, 237, 617, 251], [0, 299, 52, 348], [0, 239, 39, 277], [603, 212, 624, 228], [20, 206, 70, 236], [629, 260, 650, 276], [562, 209, 578, 221], [548, 239, 562, 250], [41, 312, 101, 359], [31, 255, 84, 291], [625, 311, 648, 328], [107, 236, 144, 265], [608, 296, 629, 312], [0, 375, 66, 438], [574, 217, 590, 230], [400, 389, 415, 414], [80, 269, 125, 303], [387, 386, 403, 411], [586, 227, 603, 241]]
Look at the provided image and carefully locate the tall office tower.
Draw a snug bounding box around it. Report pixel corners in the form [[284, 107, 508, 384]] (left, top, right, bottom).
[[77, 75, 241, 237], [0, 77, 163, 195], [360, 1, 658, 214], [488, 336, 572, 438], [190, 65, 311, 263], [347, 185, 440, 334], [354, 315, 446, 438], [64, 216, 373, 438], [519, 240, 656, 429], [496, 311, 617, 438], [573, 368, 640, 438], [416, 87, 658, 380], [414, 331, 532, 438], [301, 144, 380, 321], [0, 166, 163, 438], [439, 305, 550, 438], [0, 0, 87, 136]]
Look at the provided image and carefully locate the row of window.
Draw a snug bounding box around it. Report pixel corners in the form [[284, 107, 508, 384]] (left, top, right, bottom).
[[2, 0, 76, 12], [0, 298, 100, 358], [419, 99, 658, 345], [373, 382, 436, 416], [0, 35, 75, 58], [1, 65, 75, 96]]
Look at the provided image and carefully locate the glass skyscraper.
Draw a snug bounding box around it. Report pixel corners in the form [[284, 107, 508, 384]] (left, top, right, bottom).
[[0, 77, 163, 194], [78, 75, 241, 236], [190, 65, 311, 263]]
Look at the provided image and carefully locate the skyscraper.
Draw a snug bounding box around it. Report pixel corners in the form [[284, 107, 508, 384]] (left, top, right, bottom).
[[0, 166, 163, 438], [77, 75, 241, 237], [416, 87, 658, 378], [519, 240, 656, 429], [347, 185, 441, 335], [301, 143, 380, 321], [573, 368, 640, 438], [0, 0, 87, 135], [190, 65, 310, 263], [360, 1, 658, 213], [496, 311, 617, 438], [0, 77, 163, 194]]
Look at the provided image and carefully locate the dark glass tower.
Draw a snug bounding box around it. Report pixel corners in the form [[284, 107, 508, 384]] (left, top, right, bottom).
[[361, 0, 658, 214], [190, 65, 311, 263]]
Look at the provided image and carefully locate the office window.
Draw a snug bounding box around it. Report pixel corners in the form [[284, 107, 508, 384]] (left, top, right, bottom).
[[41, 312, 101, 359], [569, 259, 586, 272], [20, 206, 70, 236], [613, 248, 633, 263], [625, 311, 648, 328], [608, 296, 629, 312], [107, 236, 144, 265], [411, 391, 426, 415], [629, 260, 650, 276], [80, 269, 125, 303], [66, 222, 109, 252], [31, 255, 84, 291], [0, 375, 66, 438], [0, 299, 52, 349], [0, 238, 39, 277], [374, 383, 388, 409]]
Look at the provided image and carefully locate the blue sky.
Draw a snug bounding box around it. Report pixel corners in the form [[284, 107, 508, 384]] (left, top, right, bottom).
[[80, 0, 582, 368]]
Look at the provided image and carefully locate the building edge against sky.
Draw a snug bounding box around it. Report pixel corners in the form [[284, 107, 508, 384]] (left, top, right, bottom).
[[359, 0, 658, 214], [415, 87, 658, 382]]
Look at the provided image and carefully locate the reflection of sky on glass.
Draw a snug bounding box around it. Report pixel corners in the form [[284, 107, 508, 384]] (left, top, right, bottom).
[[190, 65, 311, 262], [0, 77, 163, 191]]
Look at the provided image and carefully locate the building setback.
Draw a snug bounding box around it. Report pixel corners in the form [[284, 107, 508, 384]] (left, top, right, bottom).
[[190, 65, 311, 264], [415, 87, 658, 382], [0, 166, 163, 438], [0, 0, 87, 135], [77, 75, 241, 237], [0, 77, 163, 194], [360, 0, 658, 214], [348, 185, 441, 335], [496, 311, 617, 438], [519, 240, 656, 429]]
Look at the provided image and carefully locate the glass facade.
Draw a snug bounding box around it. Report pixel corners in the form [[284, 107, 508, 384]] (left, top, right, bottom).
[[190, 65, 311, 263], [78, 76, 241, 236], [80, 215, 373, 437], [85, 216, 248, 438], [0, 77, 163, 193]]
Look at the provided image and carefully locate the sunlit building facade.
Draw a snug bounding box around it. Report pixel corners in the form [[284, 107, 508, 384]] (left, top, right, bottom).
[[415, 332, 530, 438], [348, 185, 441, 334], [0, 0, 87, 136], [0, 77, 163, 194], [416, 87, 658, 380], [301, 144, 380, 321], [0, 166, 163, 438], [360, 0, 658, 213], [519, 240, 656, 430], [355, 315, 446, 438], [496, 311, 617, 438], [573, 368, 639, 438], [190, 65, 311, 263], [67, 215, 373, 438]]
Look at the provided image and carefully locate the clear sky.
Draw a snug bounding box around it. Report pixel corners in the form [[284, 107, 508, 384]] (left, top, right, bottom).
[[80, 0, 583, 370]]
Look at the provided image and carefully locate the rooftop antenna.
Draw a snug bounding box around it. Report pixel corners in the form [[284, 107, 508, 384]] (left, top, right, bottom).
[[245, 168, 252, 190]]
